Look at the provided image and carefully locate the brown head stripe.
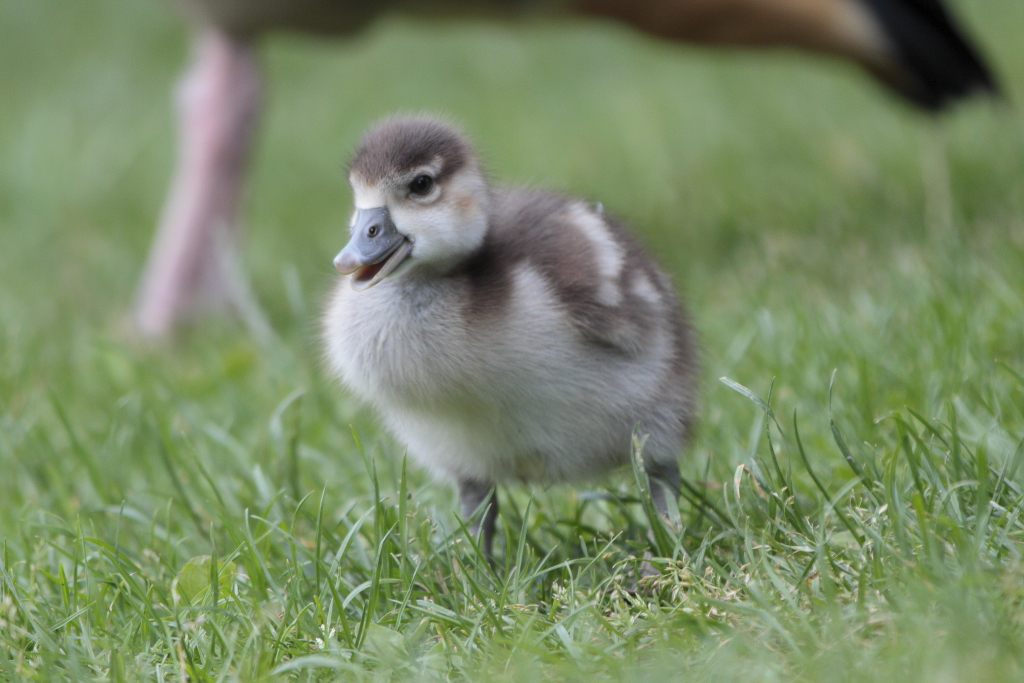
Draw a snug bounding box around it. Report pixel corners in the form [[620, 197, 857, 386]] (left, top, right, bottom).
[[349, 116, 472, 185]]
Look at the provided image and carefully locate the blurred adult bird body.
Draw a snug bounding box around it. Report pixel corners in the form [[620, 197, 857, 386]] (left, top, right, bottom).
[[134, 0, 999, 337]]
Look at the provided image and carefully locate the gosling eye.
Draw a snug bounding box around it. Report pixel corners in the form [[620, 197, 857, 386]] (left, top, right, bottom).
[[409, 174, 434, 196]]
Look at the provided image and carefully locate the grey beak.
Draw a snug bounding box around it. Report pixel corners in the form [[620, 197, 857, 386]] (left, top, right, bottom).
[[334, 206, 405, 274]]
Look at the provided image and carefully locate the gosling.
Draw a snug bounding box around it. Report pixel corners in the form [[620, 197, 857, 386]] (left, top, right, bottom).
[[322, 116, 697, 558]]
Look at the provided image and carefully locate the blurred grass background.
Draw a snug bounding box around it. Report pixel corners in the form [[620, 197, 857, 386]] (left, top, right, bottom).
[[1, 0, 1024, 680]]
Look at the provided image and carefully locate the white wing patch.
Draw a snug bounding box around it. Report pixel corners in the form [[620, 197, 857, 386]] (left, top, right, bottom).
[[567, 203, 624, 307], [507, 262, 572, 345], [631, 273, 662, 307]]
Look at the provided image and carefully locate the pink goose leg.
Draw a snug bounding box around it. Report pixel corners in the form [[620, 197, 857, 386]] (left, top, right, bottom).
[[133, 28, 261, 338]]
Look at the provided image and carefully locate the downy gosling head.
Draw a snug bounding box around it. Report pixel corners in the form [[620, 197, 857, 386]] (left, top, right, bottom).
[[323, 116, 697, 559], [333, 117, 489, 289]]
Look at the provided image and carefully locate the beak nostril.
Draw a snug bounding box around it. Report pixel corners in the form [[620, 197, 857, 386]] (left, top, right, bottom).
[[368, 225, 379, 237]]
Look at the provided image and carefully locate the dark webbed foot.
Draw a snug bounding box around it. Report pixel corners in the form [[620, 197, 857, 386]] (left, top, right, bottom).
[[457, 479, 498, 560]]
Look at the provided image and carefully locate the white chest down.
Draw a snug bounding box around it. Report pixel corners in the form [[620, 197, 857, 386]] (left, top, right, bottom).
[[323, 260, 676, 485]]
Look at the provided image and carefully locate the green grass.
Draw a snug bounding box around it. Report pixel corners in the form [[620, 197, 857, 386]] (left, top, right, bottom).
[[2, 0, 1024, 680]]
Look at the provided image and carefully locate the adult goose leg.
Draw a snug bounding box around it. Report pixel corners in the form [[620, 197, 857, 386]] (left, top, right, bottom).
[[133, 28, 261, 337], [458, 479, 499, 560]]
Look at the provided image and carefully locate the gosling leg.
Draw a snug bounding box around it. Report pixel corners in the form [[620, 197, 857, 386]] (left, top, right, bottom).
[[644, 457, 681, 520], [458, 479, 499, 559], [640, 458, 681, 577]]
